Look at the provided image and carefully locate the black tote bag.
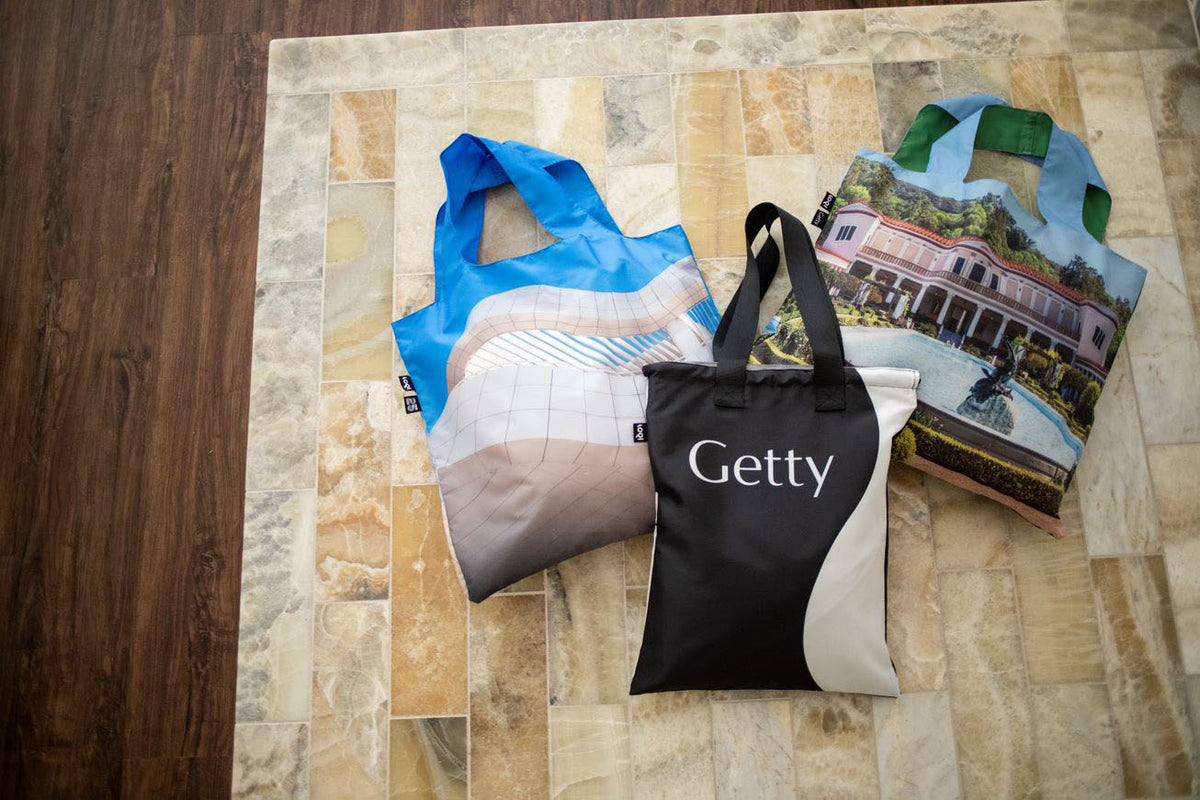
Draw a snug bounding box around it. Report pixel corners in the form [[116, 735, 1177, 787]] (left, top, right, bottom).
[[630, 203, 919, 697]]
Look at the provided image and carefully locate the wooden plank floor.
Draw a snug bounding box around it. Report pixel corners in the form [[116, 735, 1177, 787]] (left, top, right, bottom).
[[0, 0, 988, 796]]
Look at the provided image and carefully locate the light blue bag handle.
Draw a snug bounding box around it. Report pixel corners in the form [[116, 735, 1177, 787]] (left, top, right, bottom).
[[900, 96, 1110, 242], [435, 134, 620, 269]]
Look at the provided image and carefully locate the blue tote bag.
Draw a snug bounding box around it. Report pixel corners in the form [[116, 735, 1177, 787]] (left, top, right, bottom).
[[393, 134, 720, 600]]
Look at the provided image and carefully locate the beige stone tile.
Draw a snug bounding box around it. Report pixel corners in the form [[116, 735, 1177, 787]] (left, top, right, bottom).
[[330, 90, 395, 182], [232, 722, 309, 799], [625, 587, 647, 678], [257, 93, 329, 282], [395, 85, 464, 277], [673, 71, 747, 259], [246, 280, 322, 491], [236, 490, 314, 723], [1073, 52, 1173, 238], [938, 58, 1012, 102], [872, 61, 944, 153], [886, 465, 946, 693], [623, 534, 653, 587], [389, 717, 467, 800], [391, 486, 467, 717], [311, 601, 389, 800], [1056, 482, 1086, 540], [806, 65, 883, 182], [392, 347, 437, 489], [547, 542, 628, 706], [317, 382, 391, 602], [697, 257, 746, 317], [469, 593, 549, 799], [666, 11, 868, 72], [324, 183, 394, 381], [1165, 535, 1200, 678], [1029, 684, 1122, 799], [1073, 348, 1160, 555], [738, 68, 811, 156], [1008, 55, 1086, 140], [744, 154, 823, 243], [603, 75, 674, 167], [466, 80, 535, 143], [1064, 0, 1197, 52], [550, 705, 633, 799], [712, 700, 793, 799], [792, 693, 879, 799], [872, 692, 959, 800], [629, 691, 715, 800], [939, 570, 1039, 799], [1151, 445, 1200, 673], [1160, 140, 1200, 323], [1009, 519, 1105, 683], [1142, 49, 1200, 139], [1187, 674, 1200, 763], [606, 164, 680, 237], [536, 76, 606, 195], [465, 20, 666, 81], [268, 30, 463, 94], [865, 1, 1069, 62], [927, 478, 1012, 569], [499, 572, 545, 593], [1092, 556, 1197, 796], [1112, 236, 1200, 445]]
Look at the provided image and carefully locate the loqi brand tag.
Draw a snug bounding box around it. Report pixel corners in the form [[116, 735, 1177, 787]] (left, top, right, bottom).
[[403, 395, 422, 414], [819, 191, 836, 211], [811, 209, 829, 229], [398, 375, 416, 392], [632, 422, 648, 443]]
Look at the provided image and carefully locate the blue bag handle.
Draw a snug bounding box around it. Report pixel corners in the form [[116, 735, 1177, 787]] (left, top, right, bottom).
[[893, 96, 1111, 242], [434, 134, 620, 269]]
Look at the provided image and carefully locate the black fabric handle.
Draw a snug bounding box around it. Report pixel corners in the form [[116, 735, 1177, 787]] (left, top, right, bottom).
[[712, 203, 847, 411]]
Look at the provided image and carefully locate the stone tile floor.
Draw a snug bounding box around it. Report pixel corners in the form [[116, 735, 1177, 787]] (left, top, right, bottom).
[[233, 1, 1200, 797]]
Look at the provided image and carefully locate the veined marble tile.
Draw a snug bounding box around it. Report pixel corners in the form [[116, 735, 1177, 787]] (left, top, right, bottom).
[[712, 700, 794, 799], [1008, 55, 1086, 140], [603, 75, 674, 167], [886, 465, 946, 693], [268, 30, 463, 94], [499, 572, 545, 593], [330, 90, 395, 182], [258, 93, 328, 282], [696, 257, 745, 317], [623, 534, 653, 588], [246, 281, 322, 491], [465, 20, 666, 82], [872, 692, 959, 800], [792, 693, 879, 799], [237, 490, 314, 723], [536, 77, 606, 195], [805, 65, 883, 187], [1009, 521, 1105, 684], [1064, 0, 1197, 52], [391, 486, 467, 717], [1160, 140, 1200, 323], [1164, 536, 1200, 676], [1073, 52, 1173, 238], [466, 80, 535, 142], [744, 154, 822, 242], [389, 717, 467, 800], [1073, 348, 1160, 555], [1029, 684, 1122, 799], [606, 164, 680, 237], [927, 478, 1012, 569], [738, 68, 811, 156], [324, 183, 394, 381], [469, 593, 549, 799], [1112, 236, 1200, 445], [395, 85, 464, 277], [666, 11, 868, 72], [392, 326, 437, 489], [629, 692, 715, 800], [232, 722, 309, 799], [673, 71, 747, 259], [1150, 443, 1200, 672], [548, 542, 628, 706], [311, 601, 389, 800], [316, 382, 391, 601], [1142, 49, 1200, 139], [1092, 556, 1197, 796], [864, 1, 1069, 62], [872, 61, 944, 153], [549, 704, 633, 799], [938, 58, 1011, 102], [939, 570, 1040, 799]]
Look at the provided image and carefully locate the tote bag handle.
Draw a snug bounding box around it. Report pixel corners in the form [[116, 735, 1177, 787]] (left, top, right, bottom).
[[892, 96, 1111, 243], [712, 203, 846, 412]]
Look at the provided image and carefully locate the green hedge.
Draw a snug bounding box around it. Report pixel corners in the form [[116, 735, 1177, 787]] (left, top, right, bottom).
[[891, 427, 916, 462], [907, 421, 1063, 515]]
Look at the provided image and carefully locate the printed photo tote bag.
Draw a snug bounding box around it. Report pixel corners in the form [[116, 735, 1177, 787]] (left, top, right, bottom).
[[392, 134, 720, 601], [755, 96, 1147, 535], [631, 203, 918, 697]]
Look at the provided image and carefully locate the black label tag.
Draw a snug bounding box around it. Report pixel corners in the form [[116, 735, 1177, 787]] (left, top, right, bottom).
[[403, 395, 422, 414], [398, 375, 416, 392], [819, 191, 836, 211], [632, 422, 647, 443], [811, 209, 829, 229]]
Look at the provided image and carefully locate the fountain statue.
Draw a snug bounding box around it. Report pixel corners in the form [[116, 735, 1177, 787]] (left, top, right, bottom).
[[955, 340, 1025, 434]]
